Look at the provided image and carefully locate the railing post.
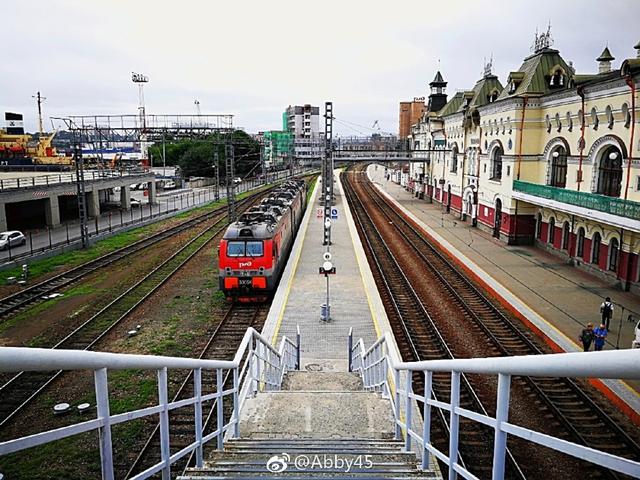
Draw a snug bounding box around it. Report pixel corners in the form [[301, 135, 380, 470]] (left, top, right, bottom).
[[421, 370, 433, 470], [251, 343, 259, 396], [194, 368, 204, 467], [492, 373, 511, 480], [216, 368, 224, 450], [348, 328, 353, 372], [94, 368, 114, 480], [233, 368, 240, 438], [448, 371, 461, 480], [158, 367, 171, 480], [404, 372, 413, 452], [296, 325, 301, 370], [394, 368, 401, 440]]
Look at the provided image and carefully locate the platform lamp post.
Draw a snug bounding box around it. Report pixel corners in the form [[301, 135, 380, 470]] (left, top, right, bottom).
[[319, 250, 335, 322], [73, 130, 89, 249]]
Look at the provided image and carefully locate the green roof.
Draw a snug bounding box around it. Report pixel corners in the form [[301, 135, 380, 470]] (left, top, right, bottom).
[[596, 46, 614, 62], [437, 92, 464, 117], [497, 48, 573, 100], [458, 74, 504, 112]]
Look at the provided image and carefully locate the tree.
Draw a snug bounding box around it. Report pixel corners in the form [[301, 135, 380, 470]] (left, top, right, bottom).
[[148, 130, 260, 179]]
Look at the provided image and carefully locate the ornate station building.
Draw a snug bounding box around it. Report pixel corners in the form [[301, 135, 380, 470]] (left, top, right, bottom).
[[408, 31, 640, 290]]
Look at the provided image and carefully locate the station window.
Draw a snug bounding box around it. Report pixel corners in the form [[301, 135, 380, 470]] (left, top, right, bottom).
[[562, 222, 570, 251], [592, 232, 602, 264], [609, 238, 619, 272], [536, 213, 543, 240], [576, 228, 585, 257], [548, 217, 555, 244], [490, 146, 503, 181]]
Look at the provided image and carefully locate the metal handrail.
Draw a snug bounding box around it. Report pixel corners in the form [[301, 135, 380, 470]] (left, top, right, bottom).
[[0, 326, 301, 480], [348, 331, 640, 479]]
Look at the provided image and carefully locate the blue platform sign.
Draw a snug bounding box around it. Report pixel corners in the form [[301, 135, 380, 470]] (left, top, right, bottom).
[[330, 207, 338, 219]]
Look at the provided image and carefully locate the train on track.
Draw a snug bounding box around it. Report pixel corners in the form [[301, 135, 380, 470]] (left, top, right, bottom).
[[218, 179, 307, 302]]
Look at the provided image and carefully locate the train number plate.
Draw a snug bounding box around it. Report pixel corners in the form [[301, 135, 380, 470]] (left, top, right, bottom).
[[239, 278, 252, 286]]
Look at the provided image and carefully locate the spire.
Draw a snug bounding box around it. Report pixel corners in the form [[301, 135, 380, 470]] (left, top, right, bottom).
[[483, 55, 493, 77], [596, 46, 615, 62], [597, 45, 615, 73], [431, 71, 445, 85]]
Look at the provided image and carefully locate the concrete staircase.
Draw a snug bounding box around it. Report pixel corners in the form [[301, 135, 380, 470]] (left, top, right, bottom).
[[179, 371, 437, 479]]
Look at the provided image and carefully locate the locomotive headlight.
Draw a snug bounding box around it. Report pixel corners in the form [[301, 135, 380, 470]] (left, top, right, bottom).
[[259, 267, 265, 275], [225, 267, 231, 276]]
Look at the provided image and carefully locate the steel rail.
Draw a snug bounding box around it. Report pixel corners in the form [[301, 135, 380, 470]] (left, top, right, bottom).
[[342, 169, 527, 480], [0, 203, 250, 428], [358, 168, 640, 476], [0, 189, 268, 320], [125, 305, 266, 479]]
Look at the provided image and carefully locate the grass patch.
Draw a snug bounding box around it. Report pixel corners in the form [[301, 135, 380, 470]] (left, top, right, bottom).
[[109, 369, 157, 414], [306, 176, 318, 203], [0, 283, 96, 337]]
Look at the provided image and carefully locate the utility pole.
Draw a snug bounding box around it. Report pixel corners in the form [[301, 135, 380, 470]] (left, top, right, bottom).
[[214, 150, 220, 201], [225, 133, 236, 222], [132, 72, 149, 160], [323, 102, 333, 246], [73, 130, 89, 248], [32, 91, 46, 136]]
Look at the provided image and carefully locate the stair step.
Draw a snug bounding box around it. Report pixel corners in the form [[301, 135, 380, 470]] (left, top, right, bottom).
[[282, 372, 364, 392], [179, 471, 437, 479]]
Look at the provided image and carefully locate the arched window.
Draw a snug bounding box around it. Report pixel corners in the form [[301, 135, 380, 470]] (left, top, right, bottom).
[[591, 108, 599, 130], [536, 212, 543, 239], [566, 112, 573, 132], [548, 217, 555, 244], [550, 69, 564, 87], [562, 222, 570, 250], [450, 146, 458, 173], [545, 115, 552, 133], [609, 238, 619, 272], [592, 232, 602, 264], [596, 146, 623, 197], [555, 113, 562, 132], [491, 146, 503, 180], [578, 109, 584, 128], [605, 105, 614, 129], [550, 146, 568, 188], [577, 227, 585, 257], [622, 103, 631, 128]]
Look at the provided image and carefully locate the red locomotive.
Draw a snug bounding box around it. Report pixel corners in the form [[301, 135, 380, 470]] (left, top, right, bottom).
[[218, 179, 307, 302]]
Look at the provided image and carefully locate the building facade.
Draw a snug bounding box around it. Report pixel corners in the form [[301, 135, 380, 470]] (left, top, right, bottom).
[[406, 33, 640, 290], [399, 98, 426, 139], [284, 104, 322, 165]]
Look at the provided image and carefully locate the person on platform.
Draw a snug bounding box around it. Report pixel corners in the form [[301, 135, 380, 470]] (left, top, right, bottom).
[[600, 297, 614, 331], [579, 323, 595, 352], [593, 323, 608, 351]]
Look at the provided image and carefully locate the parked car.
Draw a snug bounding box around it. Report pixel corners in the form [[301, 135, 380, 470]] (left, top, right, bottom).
[[164, 180, 176, 189], [233, 177, 242, 185], [130, 184, 139, 190], [0, 231, 26, 250], [130, 198, 142, 207]]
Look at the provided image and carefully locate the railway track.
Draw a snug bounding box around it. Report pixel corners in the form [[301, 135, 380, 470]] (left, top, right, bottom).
[[0, 189, 269, 321], [343, 168, 525, 479], [0, 201, 253, 428], [344, 165, 640, 479], [123, 304, 269, 479]]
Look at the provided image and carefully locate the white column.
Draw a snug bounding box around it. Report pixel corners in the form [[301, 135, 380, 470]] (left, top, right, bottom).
[[45, 195, 61, 226], [120, 185, 131, 210]]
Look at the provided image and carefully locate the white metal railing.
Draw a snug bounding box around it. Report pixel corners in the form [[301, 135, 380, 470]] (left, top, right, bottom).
[[0, 326, 300, 480], [348, 329, 640, 480], [0, 169, 152, 191]]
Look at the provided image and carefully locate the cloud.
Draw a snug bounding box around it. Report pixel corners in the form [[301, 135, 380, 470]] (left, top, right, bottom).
[[2, 0, 639, 135]]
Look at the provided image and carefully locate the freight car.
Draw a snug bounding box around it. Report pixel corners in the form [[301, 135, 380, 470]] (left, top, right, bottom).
[[218, 179, 307, 301]]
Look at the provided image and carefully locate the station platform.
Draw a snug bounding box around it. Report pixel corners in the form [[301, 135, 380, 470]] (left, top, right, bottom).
[[367, 164, 640, 420], [261, 175, 382, 369]]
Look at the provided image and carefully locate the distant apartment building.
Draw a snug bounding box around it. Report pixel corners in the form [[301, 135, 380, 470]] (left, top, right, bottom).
[[399, 98, 426, 139], [284, 104, 323, 165], [285, 104, 320, 138]]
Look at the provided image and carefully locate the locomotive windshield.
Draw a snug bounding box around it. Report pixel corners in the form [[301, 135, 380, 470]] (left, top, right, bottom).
[[226, 241, 264, 257]]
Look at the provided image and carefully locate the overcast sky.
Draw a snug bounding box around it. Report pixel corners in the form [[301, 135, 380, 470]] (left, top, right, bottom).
[[2, 0, 639, 137]]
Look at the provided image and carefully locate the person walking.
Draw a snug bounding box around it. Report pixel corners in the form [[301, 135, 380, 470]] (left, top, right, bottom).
[[600, 297, 614, 331], [593, 323, 608, 351], [579, 323, 595, 352]]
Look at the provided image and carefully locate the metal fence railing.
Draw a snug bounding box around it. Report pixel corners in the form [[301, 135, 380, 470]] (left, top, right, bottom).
[[0, 169, 152, 191], [348, 329, 640, 479], [0, 326, 300, 480]]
